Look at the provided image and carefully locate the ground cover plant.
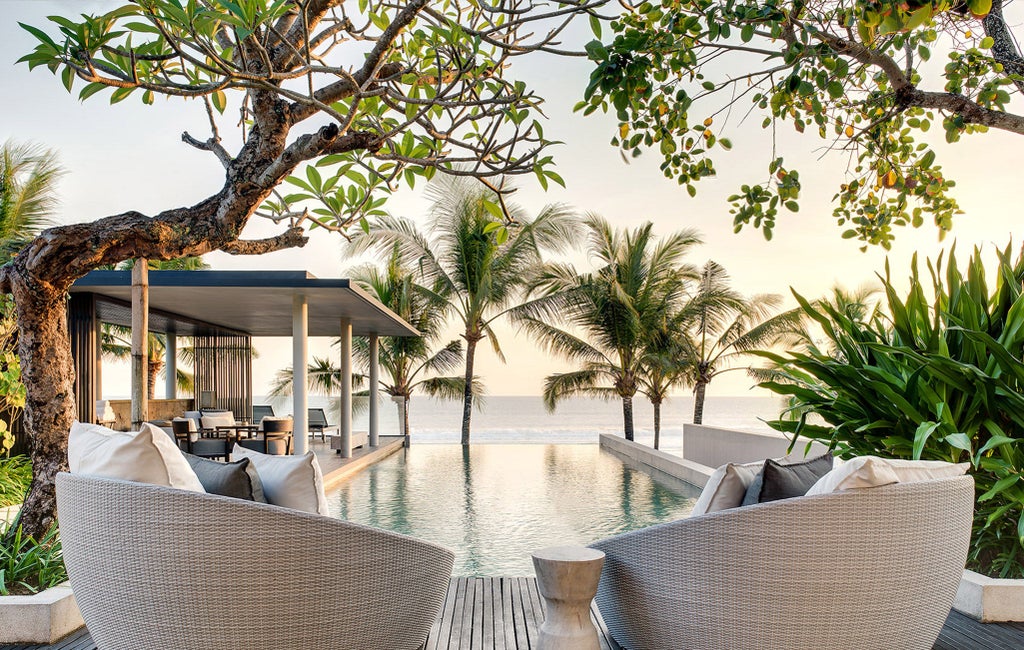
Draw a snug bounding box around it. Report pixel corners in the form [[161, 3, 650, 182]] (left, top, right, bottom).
[[760, 243, 1024, 578], [0, 523, 66, 596]]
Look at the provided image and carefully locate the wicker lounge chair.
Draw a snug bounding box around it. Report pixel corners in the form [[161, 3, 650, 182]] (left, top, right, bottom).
[[57, 473, 455, 650], [591, 475, 974, 650]]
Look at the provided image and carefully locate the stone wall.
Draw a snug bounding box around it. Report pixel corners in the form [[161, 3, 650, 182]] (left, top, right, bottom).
[[107, 398, 194, 431]]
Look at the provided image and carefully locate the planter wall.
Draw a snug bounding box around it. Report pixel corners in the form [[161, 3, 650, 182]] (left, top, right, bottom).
[[0, 584, 84, 643], [954, 569, 1024, 623]]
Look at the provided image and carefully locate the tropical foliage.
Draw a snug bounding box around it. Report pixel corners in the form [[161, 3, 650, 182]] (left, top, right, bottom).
[[0, 523, 66, 596], [579, 0, 1022, 247], [350, 175, 577, 444], [760, 244, 1024, 578], [0, 142, 61, 453], [515, 215, 701, 442], [0, 141, 60, 265]]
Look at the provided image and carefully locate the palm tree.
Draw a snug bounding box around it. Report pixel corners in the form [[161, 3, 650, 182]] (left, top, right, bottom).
[[349, 175, 577, 445], [637, 328, 693, 450], [680, 261, 802, 424], [269, 247, 481, 435], [514, 215, 701, 441], [0, 141, 62, 266]]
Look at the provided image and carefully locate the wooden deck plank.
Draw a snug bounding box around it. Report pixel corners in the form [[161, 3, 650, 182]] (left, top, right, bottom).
[[7, 579, 1024, 650]]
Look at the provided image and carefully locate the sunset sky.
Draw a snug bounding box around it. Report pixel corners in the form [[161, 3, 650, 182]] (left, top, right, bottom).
[[2, 1, 1022, 399]]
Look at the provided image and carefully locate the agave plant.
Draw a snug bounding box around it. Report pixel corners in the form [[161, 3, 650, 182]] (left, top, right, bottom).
[[760, 243, 1024, 578]]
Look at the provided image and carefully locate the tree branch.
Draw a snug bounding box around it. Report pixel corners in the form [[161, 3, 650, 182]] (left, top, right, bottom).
[[181, 131, 233, 168], [219, 226, 309, 255], [983, 0, 1024, 95]]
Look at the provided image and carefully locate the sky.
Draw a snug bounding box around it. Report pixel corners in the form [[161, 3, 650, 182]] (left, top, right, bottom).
[[1, 1, 1023, 399]]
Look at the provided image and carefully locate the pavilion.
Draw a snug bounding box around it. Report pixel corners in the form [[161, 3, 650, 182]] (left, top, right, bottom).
[[67, 270, 419, 457]]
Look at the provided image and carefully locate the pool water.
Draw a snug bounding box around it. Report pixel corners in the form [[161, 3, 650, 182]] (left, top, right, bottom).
[[326, 444, 700, 575]]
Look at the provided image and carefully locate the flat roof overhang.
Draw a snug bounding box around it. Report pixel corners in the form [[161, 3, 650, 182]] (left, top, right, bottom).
[[70, 270, 420, 337]]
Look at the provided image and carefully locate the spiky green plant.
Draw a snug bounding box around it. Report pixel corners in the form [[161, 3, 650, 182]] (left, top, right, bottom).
[[0, 523, 66, 595], [760, 243, 1024, 578]]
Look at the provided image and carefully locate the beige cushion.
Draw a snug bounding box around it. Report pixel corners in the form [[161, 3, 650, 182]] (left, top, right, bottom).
[[201, 412, 236, 430], [232, 444, 328, 515], [805, 456, 899, 495], [886, 458, 971, 482], [806, 456, 969, 496], [691, 461, 763, 516], [69, 421, 204, 492]]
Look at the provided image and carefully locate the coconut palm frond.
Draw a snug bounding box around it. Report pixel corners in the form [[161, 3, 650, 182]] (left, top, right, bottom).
[[543, 369, 612, 412]]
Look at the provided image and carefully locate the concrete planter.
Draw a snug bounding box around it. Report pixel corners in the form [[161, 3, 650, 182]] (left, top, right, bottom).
[[0, 583, 85, 643], [953, 569, 1024, 622]]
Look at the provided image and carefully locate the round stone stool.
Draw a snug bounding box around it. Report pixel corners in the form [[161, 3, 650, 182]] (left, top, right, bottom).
[[531, 546, 606, 650]]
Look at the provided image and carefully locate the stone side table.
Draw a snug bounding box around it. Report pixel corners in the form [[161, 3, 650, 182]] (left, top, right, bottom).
[[531, 546, 606, 650]]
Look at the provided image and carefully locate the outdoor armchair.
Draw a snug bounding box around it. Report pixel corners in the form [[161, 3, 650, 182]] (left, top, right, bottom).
[[590, 475, 974, 650], [56, 472, 456, 650]]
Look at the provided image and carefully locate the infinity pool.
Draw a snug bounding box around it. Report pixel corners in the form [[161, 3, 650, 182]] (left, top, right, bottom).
[[326, 444, 700, 575]]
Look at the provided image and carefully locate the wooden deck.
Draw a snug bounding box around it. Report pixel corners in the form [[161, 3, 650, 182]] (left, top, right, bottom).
[[5, 577, 1024, 650]]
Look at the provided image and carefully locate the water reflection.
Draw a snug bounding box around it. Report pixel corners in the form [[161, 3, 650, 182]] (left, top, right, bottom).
[[327, 444, 700, 576]]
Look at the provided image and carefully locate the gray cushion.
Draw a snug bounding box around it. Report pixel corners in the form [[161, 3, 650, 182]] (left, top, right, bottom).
[[183, 454, 267, 503], [741, 453, 833, 506]]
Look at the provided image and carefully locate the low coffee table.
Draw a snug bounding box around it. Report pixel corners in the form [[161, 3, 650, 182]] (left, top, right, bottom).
[[531, 545, 606, 650]]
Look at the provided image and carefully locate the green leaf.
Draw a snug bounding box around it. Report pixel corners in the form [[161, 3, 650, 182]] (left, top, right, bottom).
[[211, 90, 227, 114], [979, 474, 1020, 502]]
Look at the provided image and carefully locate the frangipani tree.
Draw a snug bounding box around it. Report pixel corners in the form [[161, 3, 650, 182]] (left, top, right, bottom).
[[10, 0, 609, 536], [581, 0, 1021, 248]]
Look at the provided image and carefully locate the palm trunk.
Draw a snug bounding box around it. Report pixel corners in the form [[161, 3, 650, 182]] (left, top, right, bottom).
[[653, 399, 661, 449], [461, 336, 478, 446], [404, 396, 411, 439], [622, 394, 634, 441], [693, 380, 707, 425], [12, 280, 76, 539], [147, 358, 163, 401]]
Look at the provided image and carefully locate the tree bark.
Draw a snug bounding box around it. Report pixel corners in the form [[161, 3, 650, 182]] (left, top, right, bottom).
[[460, 335, 479, 446], [11, 277, 76, 538], [621, 394, 634, 442], [653, 399, 661, 449], [693, 380, 707, 425]]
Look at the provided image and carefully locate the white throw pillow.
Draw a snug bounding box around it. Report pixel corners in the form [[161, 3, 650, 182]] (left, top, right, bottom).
[[232, 444, 328, 515], [691, 461, 763, 516], [805, 456, 900, 496], [806, 456, 969, 496], [69, 421, 205, 492], [201, 412, 236, 430]]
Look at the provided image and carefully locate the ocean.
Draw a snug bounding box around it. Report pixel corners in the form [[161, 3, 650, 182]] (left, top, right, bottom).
[[257, 394, 784, 454]]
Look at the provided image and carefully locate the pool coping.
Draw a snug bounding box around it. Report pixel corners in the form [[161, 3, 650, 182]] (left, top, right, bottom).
[[320, 436, 406, 491], [598, 433, 713, 489]]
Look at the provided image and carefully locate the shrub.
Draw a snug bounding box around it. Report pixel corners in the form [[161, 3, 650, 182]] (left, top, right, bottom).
[[759, 244, 1024, 578], [0, 523, 66, 595], [0, 456, 31, 507]]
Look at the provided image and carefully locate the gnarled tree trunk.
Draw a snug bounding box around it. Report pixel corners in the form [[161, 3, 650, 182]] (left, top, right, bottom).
[[11, 276, 77, 537]]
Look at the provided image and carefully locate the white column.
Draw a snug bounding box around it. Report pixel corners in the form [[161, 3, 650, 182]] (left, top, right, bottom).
[[368, 333, 379, 447], [340, 317, 353, 458], [292, 295, 309, 456], [164, 334, 177, 400]]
